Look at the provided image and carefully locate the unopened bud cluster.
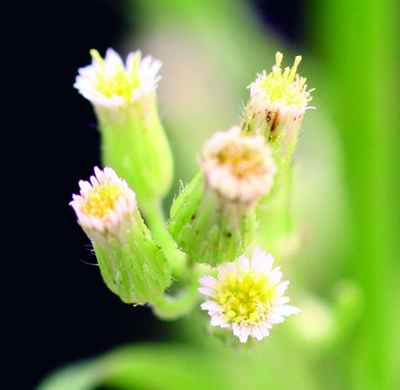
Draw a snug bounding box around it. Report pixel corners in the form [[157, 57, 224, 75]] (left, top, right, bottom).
[[71, 48, 312, 342]]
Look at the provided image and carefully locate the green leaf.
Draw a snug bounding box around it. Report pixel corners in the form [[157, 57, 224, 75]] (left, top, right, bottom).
[[36, 344, 233, 390], [35, 360, 106, 390]]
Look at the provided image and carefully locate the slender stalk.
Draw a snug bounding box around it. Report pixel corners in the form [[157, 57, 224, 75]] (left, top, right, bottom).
[[140, 200, 202, 319], [141, 199, 187, 279], [150, 270, 200, 320]]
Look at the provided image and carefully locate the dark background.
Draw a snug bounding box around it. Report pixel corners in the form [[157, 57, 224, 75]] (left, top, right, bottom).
[[4, 1, 303, 388]]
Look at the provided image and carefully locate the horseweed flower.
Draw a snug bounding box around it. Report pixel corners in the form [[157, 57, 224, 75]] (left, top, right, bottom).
[[74, 49, 173, 205], [241, 52, 313, 192], [169, 126, 277, 266], [199, 246, 300, 343], [70, 167, 171, 305]]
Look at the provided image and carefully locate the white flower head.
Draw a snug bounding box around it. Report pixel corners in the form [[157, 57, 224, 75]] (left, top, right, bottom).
[[70, 167, 137, 232], [249, 52, 313, 113], [74, 48, 162, 107], [199, 246, 300, 343], [201, 126, 277, 203]]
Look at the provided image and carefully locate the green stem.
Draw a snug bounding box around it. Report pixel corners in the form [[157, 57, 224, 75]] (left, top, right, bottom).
[[141, 199, 186, 279], [150, 270, 200, 320], [141, 201, 207, 319]]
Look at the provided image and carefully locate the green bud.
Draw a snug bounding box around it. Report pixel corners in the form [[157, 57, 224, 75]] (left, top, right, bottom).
[[70, 167, 171, 305], [169, 172, 255, 266]]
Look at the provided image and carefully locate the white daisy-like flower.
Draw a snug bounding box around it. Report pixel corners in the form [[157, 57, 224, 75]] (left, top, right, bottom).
[[198, 246, 300, 343], [74, 48, 162, 107], [248, 51, 313, 113], [201, 126, 277, 203], [70, 166, 136, 233]]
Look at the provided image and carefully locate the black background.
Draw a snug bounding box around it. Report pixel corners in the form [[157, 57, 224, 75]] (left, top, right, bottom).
[[3, 1, 302, 388]]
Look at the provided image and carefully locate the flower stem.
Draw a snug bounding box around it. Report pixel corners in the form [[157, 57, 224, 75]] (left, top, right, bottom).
[[150, 273, 200, 320], [141, 199, 186, 279]]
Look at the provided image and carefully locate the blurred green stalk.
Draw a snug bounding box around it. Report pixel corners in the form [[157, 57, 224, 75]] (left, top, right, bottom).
[[309, 0, 400, 388]]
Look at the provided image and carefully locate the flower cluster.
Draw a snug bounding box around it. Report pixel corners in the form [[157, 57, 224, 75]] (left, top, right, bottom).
[[71, 48, 311, 342]]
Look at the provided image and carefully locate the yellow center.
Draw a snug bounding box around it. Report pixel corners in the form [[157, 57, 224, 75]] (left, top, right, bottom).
[[82, 183, 122, 219], [259, 52, 311, 108], [215, 271, 276, 323], [216, 142, 267, 178], [90, 49, 141, 101]]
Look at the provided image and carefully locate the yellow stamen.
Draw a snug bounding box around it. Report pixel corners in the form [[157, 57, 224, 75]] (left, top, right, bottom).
[[83, 184, 122, 219], [131, 52, 141, 76], [258, 52, 311, 108], [215, 272, 277, 324], [89, 50, 141, 102], [216, 142, 267, 178], [90, 49, 106, 72], [289, 55, 302, 83]]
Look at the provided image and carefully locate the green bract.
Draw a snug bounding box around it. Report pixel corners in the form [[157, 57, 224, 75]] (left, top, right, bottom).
[[169, 172, 256, 266], [90, 208, 171, 305], [95, 98, 174, 205]]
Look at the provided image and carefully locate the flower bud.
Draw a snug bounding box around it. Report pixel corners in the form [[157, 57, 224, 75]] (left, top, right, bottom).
[[241, 52, 313, 190], [169, 126, 277, 266], [70, 167, 171, 305], [74, 49, 174, 205]]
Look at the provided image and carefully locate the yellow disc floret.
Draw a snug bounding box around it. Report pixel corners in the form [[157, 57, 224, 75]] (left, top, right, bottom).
[[215, 271, 277, 324], [90, 49, 141, 101], [258, 52, 312, 108], [82, 183, 122, 219], [216, 141, 268, 179]]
